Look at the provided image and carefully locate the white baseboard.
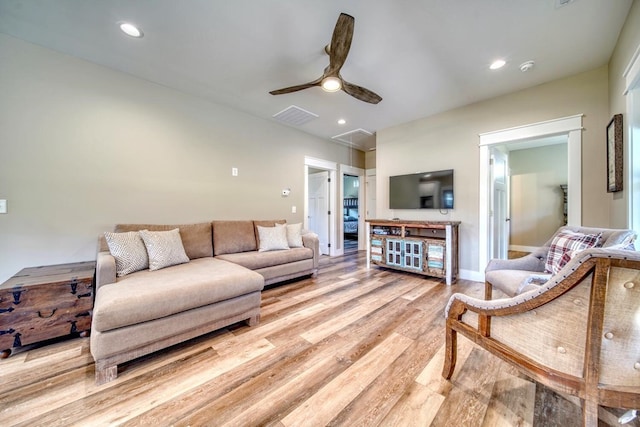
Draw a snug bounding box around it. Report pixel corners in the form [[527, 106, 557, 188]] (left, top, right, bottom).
[[459, 269, 484, 283]]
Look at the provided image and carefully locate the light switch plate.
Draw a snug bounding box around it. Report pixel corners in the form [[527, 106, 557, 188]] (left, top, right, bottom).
[[291, 206, 297, 213], [0, 199, 6, 214]]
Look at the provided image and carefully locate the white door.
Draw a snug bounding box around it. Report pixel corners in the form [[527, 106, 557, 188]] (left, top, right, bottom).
[[490, 149, 509, 259], [308, 171, 330, 255], [366, 172, 376, 219]]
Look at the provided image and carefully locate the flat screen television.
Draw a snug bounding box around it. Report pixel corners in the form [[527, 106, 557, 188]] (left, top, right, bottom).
[[389, 169, 454, 209]]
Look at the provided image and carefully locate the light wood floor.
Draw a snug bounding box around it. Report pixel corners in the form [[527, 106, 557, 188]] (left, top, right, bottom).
[[0, 252, 635, 426]]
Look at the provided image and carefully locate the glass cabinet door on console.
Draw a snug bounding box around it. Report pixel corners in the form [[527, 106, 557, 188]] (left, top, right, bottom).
[[404, 240, 422, 271], [386, 239, 403, 266]]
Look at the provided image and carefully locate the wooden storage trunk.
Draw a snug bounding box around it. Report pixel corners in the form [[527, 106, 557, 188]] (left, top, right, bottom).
[[0, 261, 95, 357]]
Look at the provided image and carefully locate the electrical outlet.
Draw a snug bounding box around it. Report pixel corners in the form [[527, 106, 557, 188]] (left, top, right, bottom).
[[232, 167, 238, 176], [0, 199, 6, 214], [291, 206, 297, 214]]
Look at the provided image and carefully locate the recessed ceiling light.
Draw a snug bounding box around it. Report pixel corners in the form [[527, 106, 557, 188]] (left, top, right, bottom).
[[119, 22, 143, 38], [490, 59, 506, 70], [338, 119, 346, 125]]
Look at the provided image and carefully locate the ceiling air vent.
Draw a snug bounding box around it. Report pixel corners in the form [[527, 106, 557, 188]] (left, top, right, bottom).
[[332, 128, 373, 146], [272, 105, 319, 126]]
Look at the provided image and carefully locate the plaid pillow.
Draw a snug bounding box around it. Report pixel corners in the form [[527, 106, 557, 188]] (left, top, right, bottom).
[[545, 230, 602, 275]]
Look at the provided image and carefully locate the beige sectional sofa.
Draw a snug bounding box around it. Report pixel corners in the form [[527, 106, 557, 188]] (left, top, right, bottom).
[[91, 220, 319, 385]]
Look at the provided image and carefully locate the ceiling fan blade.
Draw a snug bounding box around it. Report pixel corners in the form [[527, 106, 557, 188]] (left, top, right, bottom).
[[342, 80, 382, 104], [269, 77, 323, 95], [328, 13, 354, 74]]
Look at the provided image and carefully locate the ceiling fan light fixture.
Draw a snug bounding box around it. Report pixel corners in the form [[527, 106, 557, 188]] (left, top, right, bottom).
[[119, 22, 143, 38], [321, 76, 342, 92]]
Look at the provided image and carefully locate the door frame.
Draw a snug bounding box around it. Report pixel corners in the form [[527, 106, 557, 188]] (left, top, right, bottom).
[[624, 43, 640, 232], [478, 115, 583, 275], [340, 164, 365, 253], [489, 146, 509, 259], [305, 156, 338, 256]]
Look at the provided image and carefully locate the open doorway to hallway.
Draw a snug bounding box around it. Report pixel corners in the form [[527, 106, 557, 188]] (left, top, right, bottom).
[[478, 114, 583, 271], [343, 174, 360, 253]]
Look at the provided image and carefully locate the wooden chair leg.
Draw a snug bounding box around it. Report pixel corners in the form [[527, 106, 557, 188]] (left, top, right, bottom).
[[484, 281, 493, 300], [582, 399, 599, 427], [442, 323, 457, 379]]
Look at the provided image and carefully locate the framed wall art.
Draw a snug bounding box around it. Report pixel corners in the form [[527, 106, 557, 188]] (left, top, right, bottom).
[[606, 114, 623, 193]]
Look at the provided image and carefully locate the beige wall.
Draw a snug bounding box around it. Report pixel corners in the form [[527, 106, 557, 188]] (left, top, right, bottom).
[[377, 66, 609, 275], [509, 144, 568, 248], [609, 0, 640, 228], [0, 34, 361, 282], [365, 148, 376, 170]]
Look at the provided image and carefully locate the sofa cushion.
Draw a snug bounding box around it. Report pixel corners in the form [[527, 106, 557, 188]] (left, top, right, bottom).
[[104, 231, 149, 277], [257, 225, 290, 251], [114, 223, 213, 259], [139, 228, 190, 271], [92, 258, 264, 332], [213, 221, 257, 255], [216, 247, 313, 271], [545, 230, 602, 274]]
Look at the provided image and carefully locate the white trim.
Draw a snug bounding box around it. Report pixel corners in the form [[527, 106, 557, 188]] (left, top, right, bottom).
[[625, 44, 640, 232], [340, 164, 365, 252], [478, 115, 583, 279], [305, 156, 337, 170], [304, 156, 338, 257], [459, 269, 484, 283], [623, 43, 640, 95], [479, 114, 583, 145]]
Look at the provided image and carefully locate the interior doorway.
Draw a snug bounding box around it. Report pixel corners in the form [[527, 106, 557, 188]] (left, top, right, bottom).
[[340, 164, 365, 253], [343, 174, 360, 253], [304, 156, 338, 256], [478, 115, 583, 275], [309, 170, 330, 255]]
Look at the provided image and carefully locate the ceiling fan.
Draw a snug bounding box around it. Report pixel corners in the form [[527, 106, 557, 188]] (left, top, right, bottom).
[[269, 13, 382, 104]]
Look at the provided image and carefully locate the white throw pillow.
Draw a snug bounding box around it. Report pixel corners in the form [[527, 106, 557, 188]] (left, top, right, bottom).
[[104, 231, 149, 277], [139, 228, 190, 271], [257, 225, 290, 252], [277, 222, 304, 248]]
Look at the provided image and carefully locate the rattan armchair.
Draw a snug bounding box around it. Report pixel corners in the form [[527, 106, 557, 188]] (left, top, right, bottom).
[[443, 248, 640, 426]]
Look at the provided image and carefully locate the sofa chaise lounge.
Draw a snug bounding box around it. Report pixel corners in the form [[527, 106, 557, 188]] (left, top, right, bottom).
[[91, 220, 319, 385]]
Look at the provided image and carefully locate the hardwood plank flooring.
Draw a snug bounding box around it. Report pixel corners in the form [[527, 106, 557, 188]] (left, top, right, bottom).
[[0, 252, 636, 426]]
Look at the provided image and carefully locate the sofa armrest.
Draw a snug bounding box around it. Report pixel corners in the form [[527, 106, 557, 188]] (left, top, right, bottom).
[[96, 251, 116, 291], [485, 253, 546, 274], [302, 232, 320, 269]]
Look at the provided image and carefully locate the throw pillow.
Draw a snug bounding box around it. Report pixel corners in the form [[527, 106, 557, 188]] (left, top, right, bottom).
[[277, 222, 304, 248], [545, 230, 602, 275], [104, 231, 149, 277], [257, 225, 290, 252], [139, 228, 190, 271]]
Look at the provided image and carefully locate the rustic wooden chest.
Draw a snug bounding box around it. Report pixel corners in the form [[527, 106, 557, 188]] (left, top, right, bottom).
[[0, 261, 95, 357]]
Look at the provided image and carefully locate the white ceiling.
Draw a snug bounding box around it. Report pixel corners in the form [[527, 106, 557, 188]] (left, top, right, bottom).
[[0, 0, 633, 151]]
